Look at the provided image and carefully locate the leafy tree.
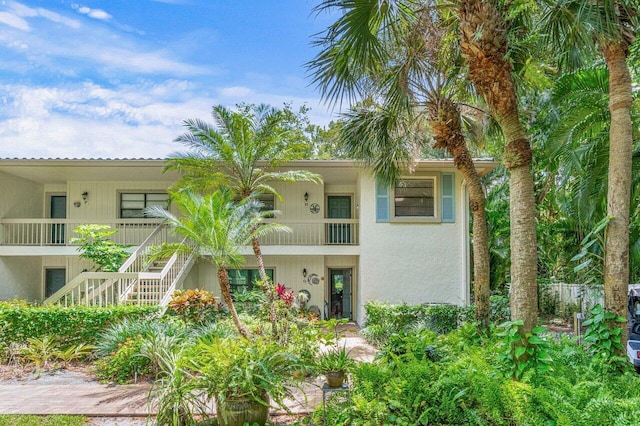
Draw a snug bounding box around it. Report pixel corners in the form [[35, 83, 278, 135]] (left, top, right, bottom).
[[145, 189, 290, 339], [165, 104, 322, 337], [70, 224, 129, 272]]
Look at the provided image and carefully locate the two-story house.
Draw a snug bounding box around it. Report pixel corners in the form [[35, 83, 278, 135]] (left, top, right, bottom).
[[0, 158, 497, 324]]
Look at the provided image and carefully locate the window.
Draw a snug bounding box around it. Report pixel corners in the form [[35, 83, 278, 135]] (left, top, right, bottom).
[[377, 174, 454, 223], [227, 268, 274, 293], [120, 192, 169, 218], [394, 178, 435, 217]]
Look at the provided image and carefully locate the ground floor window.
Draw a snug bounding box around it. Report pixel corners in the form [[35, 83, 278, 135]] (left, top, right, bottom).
[[227, 268, 274, 293]]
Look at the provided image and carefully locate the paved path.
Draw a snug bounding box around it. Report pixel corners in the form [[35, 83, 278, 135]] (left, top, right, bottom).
[[0, 336, 377, 418]]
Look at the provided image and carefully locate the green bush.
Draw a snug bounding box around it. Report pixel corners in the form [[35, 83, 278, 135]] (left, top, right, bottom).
[[0, 302, 159, 348], [361, 302, 464, 346]]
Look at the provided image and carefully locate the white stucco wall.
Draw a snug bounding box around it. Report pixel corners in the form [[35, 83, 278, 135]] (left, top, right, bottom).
[[0, 257, 42, 301], [356, 171, 469, 324], [0, 171, 44, 300], [0, 170, 43, 218]]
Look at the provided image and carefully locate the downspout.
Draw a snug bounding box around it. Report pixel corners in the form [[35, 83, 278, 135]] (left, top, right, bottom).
[[461, 179, 471, 305]]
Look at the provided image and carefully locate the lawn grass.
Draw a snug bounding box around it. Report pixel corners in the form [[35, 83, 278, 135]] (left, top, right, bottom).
[[0, 415, 87, 426]]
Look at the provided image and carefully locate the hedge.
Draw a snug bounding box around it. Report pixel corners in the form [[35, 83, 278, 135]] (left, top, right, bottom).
[[0, 302, 159, 348]]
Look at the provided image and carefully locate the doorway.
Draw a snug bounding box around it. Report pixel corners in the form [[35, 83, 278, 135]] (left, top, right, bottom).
[[49, 195, 67, 244], [328, 268, 352, 320], [327, 196, 351, 244], [45, 268, 66, 298]]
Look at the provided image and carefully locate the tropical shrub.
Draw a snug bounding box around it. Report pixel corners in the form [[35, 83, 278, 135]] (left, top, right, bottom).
[[496, 320, 553, 381], [582, 304, 628, 371], [95, 317, 188, 382], [186, 337, 305, 414], [167, 288, 220, 324], [95, 334, 151, 384]]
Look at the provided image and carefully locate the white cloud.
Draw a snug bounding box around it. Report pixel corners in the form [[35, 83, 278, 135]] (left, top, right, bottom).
[[0, 81, 333, 159], [0, 9, 211, 77], [74, 5, 112, 21], [8, 1, 80, 28], [218, 86, 254, 98], [0, 11, 29, 30]]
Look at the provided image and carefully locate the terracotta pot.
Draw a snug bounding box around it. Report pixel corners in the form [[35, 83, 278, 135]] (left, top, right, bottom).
[[325, 370, 346, 388], [216, 393, 269, 426]]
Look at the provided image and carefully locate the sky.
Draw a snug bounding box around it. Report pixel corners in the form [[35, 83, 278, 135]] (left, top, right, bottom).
[[0, 0, 336, 158]]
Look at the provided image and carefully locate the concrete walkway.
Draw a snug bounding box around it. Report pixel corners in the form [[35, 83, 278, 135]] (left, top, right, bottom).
[[0, 379, 324, 417], [0, 336, 377, 419]]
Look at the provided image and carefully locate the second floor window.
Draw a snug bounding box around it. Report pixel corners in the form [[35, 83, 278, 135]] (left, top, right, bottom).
[[120, 192, 169, 218], [394, 178, 435, 217]]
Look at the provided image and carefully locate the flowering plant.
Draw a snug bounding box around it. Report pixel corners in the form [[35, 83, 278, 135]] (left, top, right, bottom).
[[276, 283, 295, 307]]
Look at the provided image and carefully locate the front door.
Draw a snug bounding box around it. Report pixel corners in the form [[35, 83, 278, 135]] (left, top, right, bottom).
[[329, 268, 352, 320], [45, 268, 66, 298], [50, 195, 67, 244], [327, 196, 351, 244]]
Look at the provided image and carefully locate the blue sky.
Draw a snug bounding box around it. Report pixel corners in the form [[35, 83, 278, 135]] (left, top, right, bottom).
[[0, 0, 336, 158]]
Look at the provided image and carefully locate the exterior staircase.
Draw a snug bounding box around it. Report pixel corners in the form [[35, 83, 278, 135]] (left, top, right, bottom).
[[44, 224, 196, 307]]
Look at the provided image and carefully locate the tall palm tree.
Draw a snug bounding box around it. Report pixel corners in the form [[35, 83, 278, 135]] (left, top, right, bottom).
[[542, 0, 639, 344], [146, 189, 290, 339], [457, 0, 539, 332], [166, 104, 322, 336], [308, 0, 493, 328]]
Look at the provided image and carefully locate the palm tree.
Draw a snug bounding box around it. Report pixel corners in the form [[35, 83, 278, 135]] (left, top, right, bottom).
[[542, 0, 639, 344], [308, 0, 493, 328], [456, 0, 539, 332], [166, 104, 322, 336], [146, 189, 290, 339]]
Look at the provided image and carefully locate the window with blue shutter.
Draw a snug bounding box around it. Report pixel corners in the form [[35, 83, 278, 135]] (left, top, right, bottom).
[[441, 173, 455, 222], [375, 180, 390, 222]]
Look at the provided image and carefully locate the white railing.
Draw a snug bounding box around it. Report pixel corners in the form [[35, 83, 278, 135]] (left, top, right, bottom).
[[121, 237, 197, 306], [43, 272, 138, 307], [0, 219, 164, 246], [45, 226, 197, 307], [119, 223, 170, 273], [0, 218, 360, 247], [260, 219, 359, 245]]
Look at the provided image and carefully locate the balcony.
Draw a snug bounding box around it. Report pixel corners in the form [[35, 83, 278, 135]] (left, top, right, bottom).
[[0, 218, 359, 247]]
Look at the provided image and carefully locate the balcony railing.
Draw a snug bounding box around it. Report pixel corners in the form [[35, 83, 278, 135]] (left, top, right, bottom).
[[0, 219, 165, 246], [0, 218, 359, 246], [260, 219, 359, 245]]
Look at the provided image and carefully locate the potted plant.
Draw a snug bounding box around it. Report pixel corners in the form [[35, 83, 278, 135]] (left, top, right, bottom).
[[188, 337, 304, 426], [316, 346, 355, 388]]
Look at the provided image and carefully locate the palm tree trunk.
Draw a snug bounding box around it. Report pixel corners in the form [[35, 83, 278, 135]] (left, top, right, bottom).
[[251, 235, 279, 338], [217, 267, 250, 339], [602, 42, 633, 347], [429, 97, 491, 330], [458, 0, 538, 332]]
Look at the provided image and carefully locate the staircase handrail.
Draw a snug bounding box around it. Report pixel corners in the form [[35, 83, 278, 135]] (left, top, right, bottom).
[[119, 222, 168, 273], [43, 271, 137, 305]]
